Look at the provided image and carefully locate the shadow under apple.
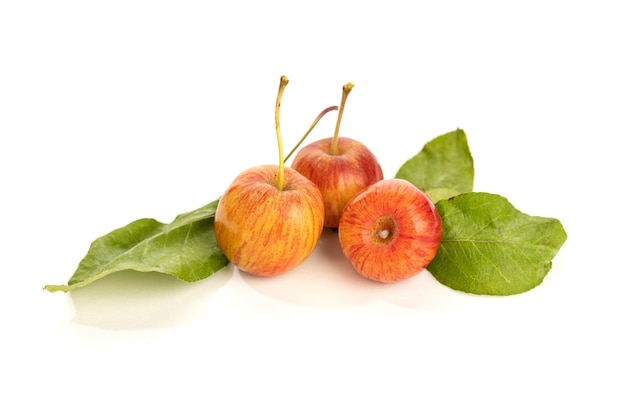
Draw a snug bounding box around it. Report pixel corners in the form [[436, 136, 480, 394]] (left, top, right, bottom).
[[69, 266, 234, 330], [239, 229, 453, 309]]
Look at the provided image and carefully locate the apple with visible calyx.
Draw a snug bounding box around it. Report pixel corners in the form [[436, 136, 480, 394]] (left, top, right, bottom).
[[214, 76, 325, 277], [291, 82, 383, 228], [338, 179, 443, 283]]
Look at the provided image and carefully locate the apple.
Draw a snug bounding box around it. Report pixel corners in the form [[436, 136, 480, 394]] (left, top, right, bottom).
[[214, 165, 324, 277], [338, 179, 443, 283], [214, 76, 325, 277], [291, 82, 383, 228]]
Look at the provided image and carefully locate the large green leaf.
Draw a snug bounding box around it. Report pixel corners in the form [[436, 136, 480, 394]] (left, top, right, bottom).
[[395, 128, 474, 200], [44, 199, 229, 293], [428, 192, 567, 295]]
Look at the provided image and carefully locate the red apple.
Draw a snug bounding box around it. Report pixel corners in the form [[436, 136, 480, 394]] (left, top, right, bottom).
[[291, 82, 383, 228], [214, 76, 325, 277], [338, 179, 443, 283]]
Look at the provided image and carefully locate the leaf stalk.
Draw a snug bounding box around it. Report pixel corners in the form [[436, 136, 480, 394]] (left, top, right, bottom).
[[284, 105, 338, 163]]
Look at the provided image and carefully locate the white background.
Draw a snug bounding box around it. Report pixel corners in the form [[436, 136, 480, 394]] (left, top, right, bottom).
[[2, 1, 624, 416]]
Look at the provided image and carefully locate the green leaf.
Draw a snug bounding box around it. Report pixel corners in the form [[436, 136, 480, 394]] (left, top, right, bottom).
[[425, 188, 461, 203], [395, 128, 474, 200], [428, 192, 567, 295], [44, 199, 229, 293]]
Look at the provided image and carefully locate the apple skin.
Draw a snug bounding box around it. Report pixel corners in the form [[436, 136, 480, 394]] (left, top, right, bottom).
[[291, 136, 383, 228], [214, 165, 325, 277], [338, 178, 443, 283]]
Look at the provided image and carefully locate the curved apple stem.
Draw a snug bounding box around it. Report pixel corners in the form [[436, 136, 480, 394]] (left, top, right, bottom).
[[275, 75, 289, 191], [330, 82, 354, 155], [283, 105, 338, 163]]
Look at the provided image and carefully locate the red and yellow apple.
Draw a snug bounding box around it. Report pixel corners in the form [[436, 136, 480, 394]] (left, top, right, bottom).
[[214, 165, 324, 277], [214, 75, 325, 277], [291, 82, 383, 228], [338, 179, 443, 283]]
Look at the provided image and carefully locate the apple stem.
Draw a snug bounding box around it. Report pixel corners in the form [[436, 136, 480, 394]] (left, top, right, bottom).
[[330, 82, 354, 155], [283, 105, 338, 163], [275, 75, 289, 191]]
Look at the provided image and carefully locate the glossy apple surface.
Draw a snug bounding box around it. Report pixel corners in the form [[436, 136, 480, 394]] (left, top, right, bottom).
[[291, 136, 383, 228], [215, 165, 324, 277], [338, 178, 443, 283]]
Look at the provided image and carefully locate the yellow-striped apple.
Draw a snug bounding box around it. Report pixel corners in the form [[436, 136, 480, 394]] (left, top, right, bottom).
[[214, 76, 324, 277], [338, 179, 443, 283], [291, 82, 383, 228]]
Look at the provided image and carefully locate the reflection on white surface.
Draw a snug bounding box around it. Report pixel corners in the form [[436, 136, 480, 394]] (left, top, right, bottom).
[[65, 228, 538, 331], [69, 267, 234, 330], [239, 228, 464, 309]]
